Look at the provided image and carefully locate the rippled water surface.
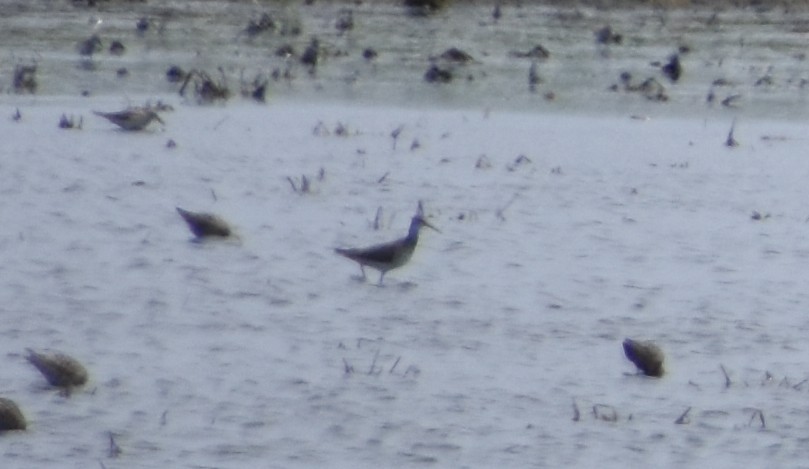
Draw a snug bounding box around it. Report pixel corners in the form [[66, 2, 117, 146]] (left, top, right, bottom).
[[4, 2, 809, 469]]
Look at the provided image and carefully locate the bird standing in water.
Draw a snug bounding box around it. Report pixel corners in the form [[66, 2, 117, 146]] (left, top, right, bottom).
[[94, 107, 164, 131], [335, 209, 439, 286]]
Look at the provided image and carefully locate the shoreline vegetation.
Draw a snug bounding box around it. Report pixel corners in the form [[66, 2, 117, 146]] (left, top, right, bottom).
[[403, 0, 809, 9], [70, 0, 809, 8], [351, 0, 809, 9]]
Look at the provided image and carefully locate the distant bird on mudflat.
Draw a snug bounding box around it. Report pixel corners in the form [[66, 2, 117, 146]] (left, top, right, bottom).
[[26, 349, 89, 390], [0, 398, 26, 431], [176, 207, 232, 239], [335, 212, 439, 285], [94, 107, 164, 131], [622, 338, 665, 377]]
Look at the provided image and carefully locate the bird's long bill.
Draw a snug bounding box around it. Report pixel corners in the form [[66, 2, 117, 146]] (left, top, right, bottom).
[[421, 218, 441, 233]]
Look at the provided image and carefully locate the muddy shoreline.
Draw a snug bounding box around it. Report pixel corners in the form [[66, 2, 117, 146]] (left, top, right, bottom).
[[4, 0, 809, 118]]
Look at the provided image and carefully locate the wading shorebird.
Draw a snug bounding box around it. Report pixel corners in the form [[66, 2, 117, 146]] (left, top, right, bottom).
[[0, 398, 26, 431], [622, 338, 665, 377], [94, 107, 164, 131], [176, 207, 232, 239], [25, 349, 89, 391], [335, 211, 439, 285]]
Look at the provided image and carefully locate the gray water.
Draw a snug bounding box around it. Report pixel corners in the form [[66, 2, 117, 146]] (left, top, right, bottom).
[[5, 2, 809, 468], [4, 1, 809, 117]]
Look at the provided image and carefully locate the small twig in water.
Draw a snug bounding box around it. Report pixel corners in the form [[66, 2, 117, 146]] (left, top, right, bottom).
[[572, 399, 580, 422], [391, 125, 403, 150], [475, 155, 491, 169], [212, 116, 228, 130], [675, 406, 691, 424], [368, 349, 380, 375], [286, 176, 299, 193], [343, 358, 354, 375], [108, 431, 122, 458], [389, 356, 401, 374], [720, 364, 732, 388], [377, 172, 389, 184], [593, 404, 618, 422], [506, 154, 532, 171], [496, 192, 519, 222], [373, 207, 383, 230], [793, 378, 807, 390], [403, 365, 420, 378], [725, 118, 739, 147], [748, 409, 765, 429]]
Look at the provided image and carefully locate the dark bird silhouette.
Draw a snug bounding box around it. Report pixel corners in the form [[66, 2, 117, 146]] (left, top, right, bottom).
[[0, 398, 26, 431], [176, 207, 232, 239], [94, 107, 164, 131], [623, 339, 665, 377], [26, 349, 88, 389]]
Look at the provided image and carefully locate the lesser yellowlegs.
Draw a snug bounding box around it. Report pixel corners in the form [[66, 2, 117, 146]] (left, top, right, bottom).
[[336, 211, 439, 285], [94, 107, 164, 131]]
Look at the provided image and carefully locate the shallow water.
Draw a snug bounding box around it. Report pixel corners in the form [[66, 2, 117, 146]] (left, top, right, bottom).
[[4, 2, 809, 469], [3, 98, 809, 467], [4, 1, 809, 117]]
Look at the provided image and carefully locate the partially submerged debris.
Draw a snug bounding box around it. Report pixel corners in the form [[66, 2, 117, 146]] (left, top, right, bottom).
[[301, 37, 320, 73], [109, 40, 126, 56], [166, 65, 187, 83], [59, 114, 83, 130], [13, 64, 37, 94], [335, 9, 354, 34], [612, 72, 669, 102], [595, 25, 622, 45], [509, 45, 550, 59], [436, 47, 475, 64], [725, 119, 739, 147], [240, 73, 269, 103], [245, 12, 276, 38], [661, 54, 683, 82], [404, 0, 452, 16], [77, 34, 103, 56], [424, 64, 453, 83], [179, 69, 230, 104]]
